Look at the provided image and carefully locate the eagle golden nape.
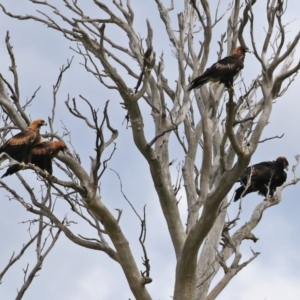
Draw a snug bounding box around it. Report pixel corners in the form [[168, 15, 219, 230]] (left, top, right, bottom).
[[188, 46, 251, 92], [234, 157, 289, 202]]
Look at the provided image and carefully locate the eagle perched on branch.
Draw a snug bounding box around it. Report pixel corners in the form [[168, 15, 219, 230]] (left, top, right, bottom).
[[0, 119, 47, 165], [1, 140, 67, 178], [234, 157, 289, 201], [188, 46, 251, 91], [31, 140, 67, 175]]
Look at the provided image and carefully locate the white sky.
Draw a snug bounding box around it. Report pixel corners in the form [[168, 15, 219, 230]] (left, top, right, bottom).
[[0, 1, 300, 300]]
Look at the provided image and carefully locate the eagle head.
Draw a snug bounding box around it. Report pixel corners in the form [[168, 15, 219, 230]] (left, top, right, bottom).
[[276, 156, 289, 171], [235, 46, 252, 57], [29, 119, 47, 130]]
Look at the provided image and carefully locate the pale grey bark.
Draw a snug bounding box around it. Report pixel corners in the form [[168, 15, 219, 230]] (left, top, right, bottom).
[[0, 1, 300, 300]]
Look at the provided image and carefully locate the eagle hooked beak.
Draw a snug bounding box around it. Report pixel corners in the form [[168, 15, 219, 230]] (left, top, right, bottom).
[[285, 165, 289, 171]]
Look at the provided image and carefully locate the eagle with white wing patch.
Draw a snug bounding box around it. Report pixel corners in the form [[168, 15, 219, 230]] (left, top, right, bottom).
[[188, 46, 251, 91]]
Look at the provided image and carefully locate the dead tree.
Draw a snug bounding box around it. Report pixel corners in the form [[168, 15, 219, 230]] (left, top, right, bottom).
[[0, 1, 300, 299]]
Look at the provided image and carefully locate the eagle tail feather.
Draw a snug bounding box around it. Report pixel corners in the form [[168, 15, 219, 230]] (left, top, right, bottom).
[[188, 76, 209, 91], [1, 164, 23, 178], [234, 186, 245, 202]]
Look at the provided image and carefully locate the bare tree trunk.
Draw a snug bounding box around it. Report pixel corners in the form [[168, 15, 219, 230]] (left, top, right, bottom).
[[0, 1, 299, 299]]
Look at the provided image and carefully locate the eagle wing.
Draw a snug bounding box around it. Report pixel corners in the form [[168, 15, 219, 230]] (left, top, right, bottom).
[[32, 141, 56, 156], [189, 55, 244, 90], [0, 130, 38, 163], [272, 170, 287, 187], [204, 55, 244, 79], [240, 161, 274, 184], [31, 141, 58, 174], [5, 130, 37, 146]]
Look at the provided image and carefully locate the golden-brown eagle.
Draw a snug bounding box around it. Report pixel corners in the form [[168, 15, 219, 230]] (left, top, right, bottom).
[[31, 140, 67, 175], [0, 119, 47, 164], [188, 46, 251, 91], [234, 156, 289, 201], [1, 140, 67, 178]]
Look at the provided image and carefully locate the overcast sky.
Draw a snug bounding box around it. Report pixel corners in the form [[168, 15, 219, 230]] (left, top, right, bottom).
[[0, 1, 300, 300]]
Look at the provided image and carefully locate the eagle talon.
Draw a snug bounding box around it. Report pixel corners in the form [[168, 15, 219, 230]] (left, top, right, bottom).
[[20, 162, 27, 169], [228, 87, 235, 94], [43, 170, 50, 178], [268, 196, 277, 203]]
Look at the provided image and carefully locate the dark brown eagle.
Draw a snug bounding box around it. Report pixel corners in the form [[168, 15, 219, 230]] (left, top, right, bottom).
[[234, 156, 289, 201], [0, 119, 47, 165], [1, 140, 67, 178], [188, 46, 251, 91]]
